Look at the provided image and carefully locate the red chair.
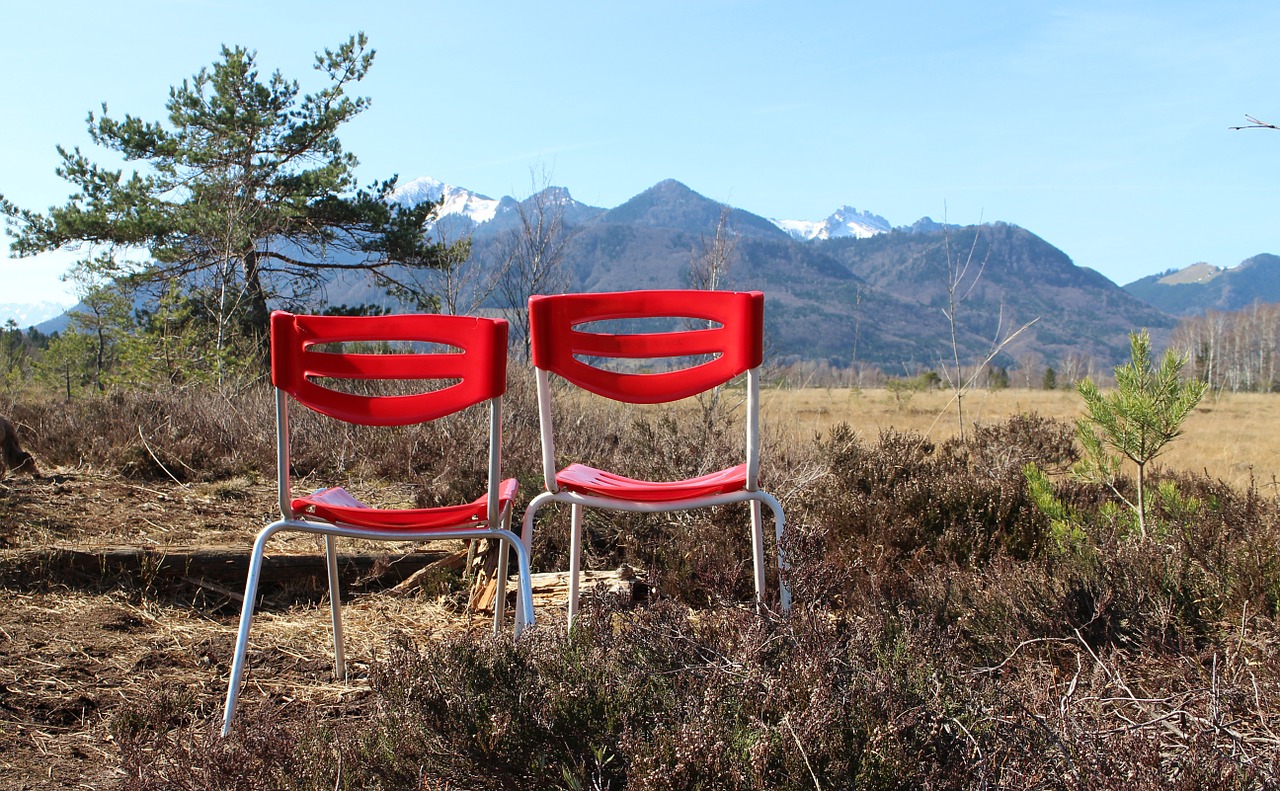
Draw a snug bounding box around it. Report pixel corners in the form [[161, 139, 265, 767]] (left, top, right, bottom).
[[521, 290, 788, 629], [222, 311, 534, 736]]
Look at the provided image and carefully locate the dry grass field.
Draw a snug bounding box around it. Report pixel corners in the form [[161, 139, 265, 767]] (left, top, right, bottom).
[[760, 386, 1280, 491]]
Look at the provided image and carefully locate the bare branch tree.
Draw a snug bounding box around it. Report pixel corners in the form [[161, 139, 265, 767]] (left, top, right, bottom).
[[374, 220, 500, 316], [494, 170, 578, 356], [686, 206, 737, 292], [434, 230, 495, 317], [941, 218, 989, 439], [684, 207, 741, 425], [850, 287, 863, 388], [939, 218, 1039, 440]]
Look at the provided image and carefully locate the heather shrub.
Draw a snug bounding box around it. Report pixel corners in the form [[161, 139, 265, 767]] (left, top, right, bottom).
[[119, 591, 1277, 788], [786, 416, 1280, 670], [14, 379, 1280, 786], [118, 703, 345, 791], [956, 411, 1080, 476], [787, 423, 1047, 614], [5, 366, 542, 497], [117, 599, 1031, 790]]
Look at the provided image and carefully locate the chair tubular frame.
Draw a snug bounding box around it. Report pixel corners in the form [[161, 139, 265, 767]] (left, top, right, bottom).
[[521, 290, 789, 629], [222, 312, 534, 737]]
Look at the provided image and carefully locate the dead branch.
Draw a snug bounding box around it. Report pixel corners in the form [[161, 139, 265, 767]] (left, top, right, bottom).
[[1230, 115, 1280, 131]]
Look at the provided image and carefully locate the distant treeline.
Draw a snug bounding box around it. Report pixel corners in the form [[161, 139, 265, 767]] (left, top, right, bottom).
[[12, 301, 1280, 397], [1170, 301, 1280, 392]]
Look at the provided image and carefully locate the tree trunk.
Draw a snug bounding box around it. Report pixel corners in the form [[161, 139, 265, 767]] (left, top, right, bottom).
[[241, 251, 272, 352], [1136, 462, 1147, 539]]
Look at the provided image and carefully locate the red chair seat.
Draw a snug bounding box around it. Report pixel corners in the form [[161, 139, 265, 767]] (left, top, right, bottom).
[[556, 462, 747, 503], [294, 479, 519, 530]]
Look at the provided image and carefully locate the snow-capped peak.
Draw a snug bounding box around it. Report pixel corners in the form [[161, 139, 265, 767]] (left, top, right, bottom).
[[772, 205, 892, 241], [0, 301, 73, 328], [390, 176, 502, 225]]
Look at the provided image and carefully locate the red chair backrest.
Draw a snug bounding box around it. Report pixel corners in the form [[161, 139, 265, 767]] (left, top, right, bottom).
[[270, 311, 508, 425], [528, 290, 764, 404]]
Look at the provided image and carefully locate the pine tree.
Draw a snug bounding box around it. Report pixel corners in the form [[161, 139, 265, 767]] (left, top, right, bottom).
[[1073, 329, 1207, 538], [2, 33, 455, 371], [1042, 366, 1057, 390]]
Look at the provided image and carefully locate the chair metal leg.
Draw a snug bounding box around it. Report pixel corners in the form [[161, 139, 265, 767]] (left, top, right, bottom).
[[505, 531, 536, 638], [520, 491, 555, 556], [324, 535, 346, 680], [222, 524, 279, 737], [568, 503, 584, 631], [494, 537, 510, 636], [759, 493, 790, 613], [749, 498, 766, 609], [517, 492, 561, 632]]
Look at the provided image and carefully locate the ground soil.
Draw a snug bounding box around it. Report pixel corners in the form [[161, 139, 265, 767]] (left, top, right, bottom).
[[0, 469, 500, 790]]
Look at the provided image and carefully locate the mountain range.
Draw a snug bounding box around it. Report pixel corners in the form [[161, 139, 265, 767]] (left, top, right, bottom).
[[389, 176, 899, 245], [1122, 255, 1280, 316], [0, 301, 73, 328], [20, 177, 1278, 369], [372, 177, 1179, 367]]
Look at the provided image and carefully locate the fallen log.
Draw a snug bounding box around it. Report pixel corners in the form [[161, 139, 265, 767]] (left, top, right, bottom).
[[0, 544, 455, 594]]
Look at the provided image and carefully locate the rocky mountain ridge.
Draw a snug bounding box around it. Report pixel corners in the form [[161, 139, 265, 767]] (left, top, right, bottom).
[[372, 178, 1180, 366], [1123, 254, 1280, 316]]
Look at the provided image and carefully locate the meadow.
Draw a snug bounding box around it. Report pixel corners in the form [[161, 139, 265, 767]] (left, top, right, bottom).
[[764, 386, 1280, 492], [2, 379, 1279, 789]]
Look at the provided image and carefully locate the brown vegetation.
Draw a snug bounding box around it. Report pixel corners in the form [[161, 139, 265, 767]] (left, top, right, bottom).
[[2, 378, 1279, 788], [1, 414, 37, 475]]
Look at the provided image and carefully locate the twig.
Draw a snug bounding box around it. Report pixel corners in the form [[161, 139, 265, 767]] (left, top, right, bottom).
[[968, 636, 1077, 675], [1072, 627, 1114, 682], [180, 575, 244, 603], [136, 426, 187, 488], [783, 715, 823, 791], [1060, 651, 1081, 733], [1100, 709, 1191, 735], [1230, 115, 1280, 131], [950, 716, 985, 779]]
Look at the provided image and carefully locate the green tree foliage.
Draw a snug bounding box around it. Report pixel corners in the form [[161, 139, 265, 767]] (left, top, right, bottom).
[[1073, 329, 1207, 538], [1022, 462, 1091, 562], [119, 283, 224, 386], [0, 323, 49, 397], [987, 364, 1009, 390], [1041, 366, 1057, 390], [60, 257, 138, 391], [37, 331, 96, 400], [2, 33, 457, 374], [0, 321, 22, 383], [884, 370, 940, 408], [0, 321, 47, 393]]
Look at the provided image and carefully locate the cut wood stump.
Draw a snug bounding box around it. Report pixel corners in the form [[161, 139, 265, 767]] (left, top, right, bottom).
[[385, 548, 469, 596], [471, 564, 650, 614]]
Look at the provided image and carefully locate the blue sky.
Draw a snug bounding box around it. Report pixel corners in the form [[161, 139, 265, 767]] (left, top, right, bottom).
[[3, 0, 1277, 305]]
